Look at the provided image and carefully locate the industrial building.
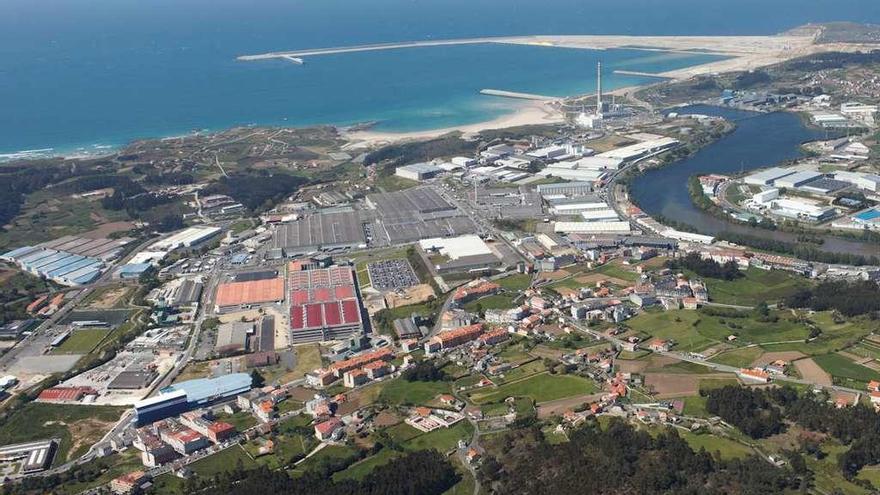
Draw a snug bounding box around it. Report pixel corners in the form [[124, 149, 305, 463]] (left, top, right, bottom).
[[536, 182, 594, 198], [214, 277, 285, 313], [596, 137, 679, 162], [395, 162, 442, 181], [215, 321, 253, 355], [366, 187, 477, 243], [151, 226, 222, 251], [549, 198, 611, 216], [769, 198, 836, 223], [0, 440, 57, 474], [835, 171, 880, 192], [269, 210, 367, 255], [580, 209, 620, 222], [289, 265, 365, 343], [774, 170, 823, 189], [134, 373, 252, 426], [744, 167, 796, 186], [418, 235, 503, 274], [752, 188, 779, 204], [0, 235, 132, 286], [554, 221, 632, 234]]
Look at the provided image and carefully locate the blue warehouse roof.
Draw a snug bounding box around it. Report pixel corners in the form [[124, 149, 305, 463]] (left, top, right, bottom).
[[161, 373, 252, 404]]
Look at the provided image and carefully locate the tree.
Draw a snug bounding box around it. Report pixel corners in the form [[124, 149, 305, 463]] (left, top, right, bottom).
[[250, 369, 265, 388]]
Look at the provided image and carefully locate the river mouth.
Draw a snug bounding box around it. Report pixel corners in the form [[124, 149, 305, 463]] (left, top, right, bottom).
[[629, 104, 878, 258]]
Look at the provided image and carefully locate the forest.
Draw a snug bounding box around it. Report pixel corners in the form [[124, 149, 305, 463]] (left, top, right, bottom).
[[665, 252, 742, 281], [481, 419, 801, 494], [784, 280, 880, 317]]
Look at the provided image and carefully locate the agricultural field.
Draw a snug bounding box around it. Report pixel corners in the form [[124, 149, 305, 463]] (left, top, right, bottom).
[[466, 372, 597, 404], [679, 431, 754, 460], [331, 448, 401, 481], [403, 421, 474, 452], [495, 273, 533, 291], [709, 346, 764, 368], [378, 378, 451, 406], [0, 403, 125, 465], [813, 353, 880, 388], [463, 294, 517, 313], [189, 445, 257, 476]]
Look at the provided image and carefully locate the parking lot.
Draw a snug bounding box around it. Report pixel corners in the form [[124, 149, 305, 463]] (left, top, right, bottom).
[[366, 258, 419, 291]]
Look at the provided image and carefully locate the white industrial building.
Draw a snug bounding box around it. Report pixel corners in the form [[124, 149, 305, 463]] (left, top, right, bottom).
[[550, 201, 611, 215], [395, 162, 442, 181], [536, 182, 594, 197], [570, 156, 623, 170], [418, 235, 493, 260], [774, 170, 822, 189], [596, 137, 680, 162], [840, 102, 878, 124], [538, 165, 608, 182], [769, 198, 835, 222], [661, 229, 715, 244], [744, 167, 796, 186], [450, 156, 477, 168], [152, 226, 222, 251], [834, 171, 880, 192], [752, 188, 779, 204], [580, 209, 620, 222], [554, 221, 632, 234], [811, 113, 850, 128]]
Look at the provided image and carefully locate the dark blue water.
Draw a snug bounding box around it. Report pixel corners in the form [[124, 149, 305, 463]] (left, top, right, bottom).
[[1, 0, 879, 155], [629, 105, 876, 256]]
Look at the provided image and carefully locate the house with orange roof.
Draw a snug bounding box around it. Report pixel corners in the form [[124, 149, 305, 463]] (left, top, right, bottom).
[[737, 368, 770, 383], [868, 380, 880, 392]]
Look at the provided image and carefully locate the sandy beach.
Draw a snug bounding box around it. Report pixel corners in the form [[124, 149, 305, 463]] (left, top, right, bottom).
[[346, 100, 565, 145], [339, 32, 846, 146]]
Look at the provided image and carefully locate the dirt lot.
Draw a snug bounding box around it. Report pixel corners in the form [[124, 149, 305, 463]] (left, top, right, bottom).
[[645, 372, 731, 398], [574, 273, 632, 287], [750, 351, 806, 367], [536, 270, 570, 282], [384, 284, 435, 308], [87, 286, 131, 309], [793, 358, 832, 386], [373, 411, 400, 427], [616, 359, 649, 373], [82, 221, 135, 239]]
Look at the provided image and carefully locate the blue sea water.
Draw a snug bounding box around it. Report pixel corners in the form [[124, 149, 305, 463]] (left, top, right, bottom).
[[1, 0, 879, 155]]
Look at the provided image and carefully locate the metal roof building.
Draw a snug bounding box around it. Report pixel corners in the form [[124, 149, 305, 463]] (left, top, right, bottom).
[[744, 167, 796, 186], [161, 373, 252, 405]]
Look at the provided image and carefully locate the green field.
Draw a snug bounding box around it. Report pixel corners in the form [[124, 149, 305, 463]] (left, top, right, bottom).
[[332, 448, 401, 481], [467, 373, 597, 404], [51, 328, 112, 354], [814, 353, 880, 385], [215, 411, 259, 431], [292, 444, 359, 475], [626, 309, 813, 353], [404, 421, 475, 452], [464, 294, 517, 313], [680, 431, 753, 460], [591, 262, 640, 282], [189, 445, 257, 476], [379, 378, 451, 406], [759, 313, 875, 356], [491, 360, 546, 384], [0, 403, 125, 466], [709, 346, 764, 368], [696, 267, 811, 306], [496, 273, 533, 291]]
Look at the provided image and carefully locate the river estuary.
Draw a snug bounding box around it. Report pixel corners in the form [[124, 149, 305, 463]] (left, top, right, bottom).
[[629, 105, 878, 257]]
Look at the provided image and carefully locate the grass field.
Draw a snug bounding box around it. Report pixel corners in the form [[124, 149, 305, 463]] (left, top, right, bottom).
[[404, 421, 474, 452], [814, 353, 880, 385], [215, 410, 258, 431], [696, 268, 811, 306], [292, 444, 360, 475], [592, 261, 640, 283], [189, 445, 257, 476], [379, 378, 451, 406], [51, 328, 112, 354], [760, 313, 874, 356], [709, 346, 764, 368], [0, 403, 125, 465], [467, 373, 597, 404], [680, 431, 753, 460], [626, 309, 813, 353], [464, 294, 517, 313], [332, 448, 401, 481], [495, 274, 533, 291]]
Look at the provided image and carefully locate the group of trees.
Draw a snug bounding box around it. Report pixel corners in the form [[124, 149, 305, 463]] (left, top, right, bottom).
[[481, 419, 801, 494], [665, 252, 742, 281], [704, 386, 784, 439], [784, 280, 880, 317], [204, 172, 308, 212], [363, 135, 476, 173], [402, 361, 447, 382], [705, 385, 880, 479]]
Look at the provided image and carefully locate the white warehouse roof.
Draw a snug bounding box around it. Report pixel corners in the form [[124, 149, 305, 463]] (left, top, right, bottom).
[[419, 235, 492, 260], [554, 221, 632, 234]]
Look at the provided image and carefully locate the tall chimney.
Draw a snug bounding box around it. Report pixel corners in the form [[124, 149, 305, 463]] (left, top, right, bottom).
[[596, 61, 602, 115]]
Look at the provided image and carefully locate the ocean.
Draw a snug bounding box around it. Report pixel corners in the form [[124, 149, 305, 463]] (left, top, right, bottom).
[[1, 0, 879, 156]]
